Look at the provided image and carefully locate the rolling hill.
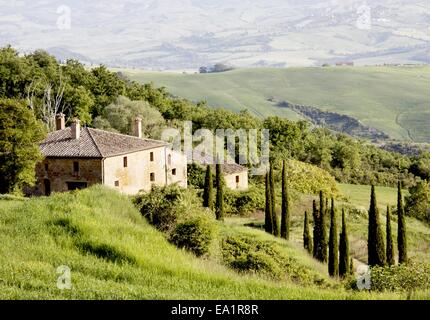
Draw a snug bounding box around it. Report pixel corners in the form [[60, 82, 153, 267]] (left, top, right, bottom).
[[1, 185, 428, 299], [123, 66, 430, 143]]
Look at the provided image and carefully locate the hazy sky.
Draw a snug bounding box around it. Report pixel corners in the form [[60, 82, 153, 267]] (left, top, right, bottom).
[[1, 0, 429, 68]]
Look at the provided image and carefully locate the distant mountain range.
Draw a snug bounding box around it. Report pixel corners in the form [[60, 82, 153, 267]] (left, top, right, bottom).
[[1, 0, 430, 69]]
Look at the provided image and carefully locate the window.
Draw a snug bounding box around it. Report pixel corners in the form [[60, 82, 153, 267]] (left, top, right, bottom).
[[236, 175, 240, 183], [66, 182, 87, 191], [123, 156, 128, 168], [150, 152, 154, 162], [73, 161, 79, 173], [114, 180, 120, 187], [150, 172, 155, 182], [172, 168, 177, 176], [44, 163, 48, 171]]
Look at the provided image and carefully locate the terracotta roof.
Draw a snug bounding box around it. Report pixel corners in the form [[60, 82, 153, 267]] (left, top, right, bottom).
[[40, 127, 167, 158], [193, 151, 248, 174]]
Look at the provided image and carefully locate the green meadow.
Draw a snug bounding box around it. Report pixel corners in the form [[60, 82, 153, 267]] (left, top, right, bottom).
[[0, 185, 429, 300], [123, 66, 430, 142]]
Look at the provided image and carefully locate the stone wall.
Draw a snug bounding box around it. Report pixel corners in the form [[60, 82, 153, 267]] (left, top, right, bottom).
[[35, 158, 102, 195]]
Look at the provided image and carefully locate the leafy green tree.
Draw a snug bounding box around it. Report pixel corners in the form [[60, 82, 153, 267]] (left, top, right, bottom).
[[386, 206, 395, 266], [215, 162, 225, 221], [203, 165, 214, 210], [94, 96, 165, 139], [405, 180, 430, 224], [328, 198, 339, 277], [280, 160, 290, 239], [90, 65, 126, 117], [368, 185, 386, 267], [63, 85, 94, 125], [0, 46, 31, 98], [397, 181, 408, 264], [339, 209, 350, 277], [270, 163, 279, 237], [0, 99, 46, 194], [303, 211, 313, 254], [264, 170, 273, 234]]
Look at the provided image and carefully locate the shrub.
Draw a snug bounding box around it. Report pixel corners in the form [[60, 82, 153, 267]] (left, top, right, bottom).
[[187, 163, 206, 189], [220, 235, 331, 287], [133, 184, 185, 232], [370, 263, 430, 292], [224, 184, 265, 215], [169, 215, 216, 257]]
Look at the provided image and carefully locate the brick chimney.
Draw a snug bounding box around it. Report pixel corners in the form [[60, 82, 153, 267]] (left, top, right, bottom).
[[134, 117, 142, 138], [55, 113, 65, 130], [71, 119, 81, 140]]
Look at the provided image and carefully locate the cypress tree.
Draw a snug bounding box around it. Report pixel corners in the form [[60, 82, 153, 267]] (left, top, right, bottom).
[[368, 185, 386, 267], [397, 181, 408, 264], [303, 211, 313, 254], [386, 206, 395, 266], [339, 209, 350, 278], [281, 160, 290, 240], [270, 164, 280, 237], [202, 165, 214, 210], [350, 258, 354, 275], [264, 170, 273, 234], [215, 163, 225, 221], [318, 192, 328, 263], [328, 198, 339, 277], [312, 200, 319, 258]]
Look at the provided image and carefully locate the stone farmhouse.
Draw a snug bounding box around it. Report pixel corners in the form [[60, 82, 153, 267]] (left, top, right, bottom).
[[35, 115, 187, 195]]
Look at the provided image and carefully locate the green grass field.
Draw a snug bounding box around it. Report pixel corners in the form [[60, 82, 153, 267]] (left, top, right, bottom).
[[122, 66, 430, 142], [1, 186, 427, 300], [338, 183, 409, 211]]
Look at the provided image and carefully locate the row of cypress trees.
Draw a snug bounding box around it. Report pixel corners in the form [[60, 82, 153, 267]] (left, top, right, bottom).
[[264, 161, 291, 239], [367, 182, 408, 267], [202, 163, 225, 221], [307, 194, 351, 277]]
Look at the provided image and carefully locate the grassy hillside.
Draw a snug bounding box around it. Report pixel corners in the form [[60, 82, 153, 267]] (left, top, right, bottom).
[[123, 66, 430, 142], [1, 185, 424, 300]]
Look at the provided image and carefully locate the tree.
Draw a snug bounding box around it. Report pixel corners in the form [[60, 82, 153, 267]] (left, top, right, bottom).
[[281, 160, 290, 239], [386, 206, 395, 266], [339, 209, 350, 278], [397, 181, 408, 264], [215, 162, 225, 221], [316, 191, 328, 262], [405, 180, 430, 224], [269, 163, 279, 237], [0, 99, 46, 194], [328, 198, 339, 277], [203, 165, 214, 210], [312, 200, 319, 258], [94, 96, 165, 139], [303, 211, 313, 254], [264, 170, 273, 234], [368, 185, 386, 267]]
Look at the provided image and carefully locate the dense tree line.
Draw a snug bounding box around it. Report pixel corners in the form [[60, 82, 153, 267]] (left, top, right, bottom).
[[1, 46, 430, 194]]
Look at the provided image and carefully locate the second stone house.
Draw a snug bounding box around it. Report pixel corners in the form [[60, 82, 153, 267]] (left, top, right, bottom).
[[35, 115, 187, 195]]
